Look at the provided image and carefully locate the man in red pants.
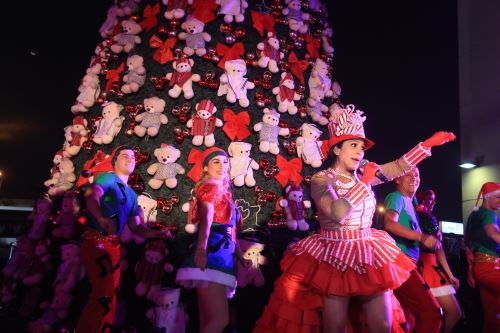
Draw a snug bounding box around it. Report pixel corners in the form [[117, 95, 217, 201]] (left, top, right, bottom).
[[384, 167, 444, 333], [76, 145, 170, 333]]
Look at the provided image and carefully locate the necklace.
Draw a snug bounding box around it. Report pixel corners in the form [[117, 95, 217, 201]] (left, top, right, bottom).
[[329, 168, 357, 188]]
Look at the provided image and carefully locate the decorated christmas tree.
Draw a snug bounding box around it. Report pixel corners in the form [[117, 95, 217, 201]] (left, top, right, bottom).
[[1, 0, 348, 331]]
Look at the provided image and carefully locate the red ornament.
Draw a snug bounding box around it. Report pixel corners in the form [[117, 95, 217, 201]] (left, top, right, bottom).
[[220, 23, 232, 34], [259, 159, 270, 170], [158, 25, 168, 35], [178, 113, 189, 123], [234, 27, 246, 39], [257, 195, 268, 206], [265, 191, 277, 202], [254, 186, 264, 194]]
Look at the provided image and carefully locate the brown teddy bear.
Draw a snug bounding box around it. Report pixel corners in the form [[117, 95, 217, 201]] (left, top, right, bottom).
[[178, 16, 211, 56], [134, 96, 168, 137], [111, 19, 142, 54]]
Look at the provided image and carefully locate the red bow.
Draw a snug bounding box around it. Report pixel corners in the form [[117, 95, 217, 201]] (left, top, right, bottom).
[[305, 33, 321, 59], [216, 42, 245, 69], [288, 52, 309, 85], [105, 62, 125, 91], [150, 35, 177, 64], [187, 146, 225, 182], [191, 0, 218, 23], [139, 3, 160, 31], [222, 108, 250, 141], [250, 10, 275, 37], [275, 155, 303, 188]]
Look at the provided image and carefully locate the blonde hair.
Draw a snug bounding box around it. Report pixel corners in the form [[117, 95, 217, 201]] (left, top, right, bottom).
[[195, 169, 231, 195]]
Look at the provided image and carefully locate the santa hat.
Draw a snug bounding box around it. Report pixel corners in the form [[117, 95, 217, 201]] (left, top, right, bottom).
[[176, 56, 189, 65], [196, 99, 216, 114], [72, 115, 86, 127], [286, 182, 302, 193], [77, 146, 131, 187], [187, 147, 228, 182], [280, 72, 294, 83], [473, 182, 500, 211], [327, 104, 374, 150]]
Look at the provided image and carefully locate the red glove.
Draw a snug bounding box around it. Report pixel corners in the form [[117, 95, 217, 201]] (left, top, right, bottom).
[[422, 131, 456, 149], [360, 162, 381, 185]]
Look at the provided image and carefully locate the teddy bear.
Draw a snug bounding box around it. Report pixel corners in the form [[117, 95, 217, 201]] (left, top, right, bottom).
[[51, 192, 79, 240], [165, 57, 200, 99], [121, 54, 146, 94], [253, 108, 290, 155], [331, 81, 342, 99], [296, 123, 324, 168], [272, 72, 302, 115], [236, 238, 268, 287], [321, 23, 335, 56], [308, 58, 333, 107], [216, 0, 248, 23], [93, 101, 125, 145], [147, 288, 188, 333], [135, 96, 168, 137], [118, 0, 141, 16], [282, 0, 310, 34], [27, 198, 52, 241], [22, 238, 52, 286], [135, 240, 174, 299], [228, 141, 259, 187], [306, 88, 329, 125], [99, 5, 124, 38], [163, 0, 193, 20], [280, 183, 311, 231], [53, 242, 85, 294], [111, 19, 142, 54], [63, 115, 89, 157], [121, 193, 158, 244], [70, 72, 100, 113], [218, 59, 255, 108], [147, 144, 185, 189], [26, 290, 73, 333], [44, 158, 76, 197], [186, 99, 223, 147], [256, 32, 284, 73], [178, 16, 211, 56]]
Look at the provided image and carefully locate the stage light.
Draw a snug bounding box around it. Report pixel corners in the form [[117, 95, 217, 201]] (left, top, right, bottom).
[[377, 206, 385, 213], [459, 162, 476, 169]]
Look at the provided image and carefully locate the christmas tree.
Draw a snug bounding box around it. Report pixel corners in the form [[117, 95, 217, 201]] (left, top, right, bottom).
[[1, 0, 346, 331]]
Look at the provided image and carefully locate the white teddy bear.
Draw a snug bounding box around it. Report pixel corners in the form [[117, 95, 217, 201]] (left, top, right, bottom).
[[236, 239, 268, 288], [253, 108, 290, 155], [135, 96, 168, 137], [228, 141, 259, 187], [163, 0, 193, 20], [111, 19, 142, 54], [321, 23, 335, 56], [121, 54, 146, 94], [186, 99, 223, 147], [272, 72, 301, 115], [63, 115, 89, 157], [165, 57, 200, 100], [70, 72, 100, 113], [218, 59, 255, 108], [93, 102, 125, 145], [306, 87, 329, 125], [178, 16, 211, 57], [282, 0, 310, 34], [44, 159, 76, 197], [280, 183, 311, 231], [256, 32, 284, 73], [296, 123, 324, 168], [147, 144, 185, 189], [121, 193, 158, 244], [216, 0, 248, 23], [146, 288, 188, 333], [308, 58, 333, 107]]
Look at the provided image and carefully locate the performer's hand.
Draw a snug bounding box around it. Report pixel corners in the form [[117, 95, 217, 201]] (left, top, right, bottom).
[[156, 229, 173, 240], [465, 248, 474, 266], [360, 162, 381, 185], [194, 248, 207, 271], [421, 234, 439, 250], [449, 275, 460, 290], [98, 217, 116, 234], [422, 131, 456, 149]]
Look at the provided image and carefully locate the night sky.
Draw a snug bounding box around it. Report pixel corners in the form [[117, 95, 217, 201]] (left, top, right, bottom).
[[0, 1, 462, 221]]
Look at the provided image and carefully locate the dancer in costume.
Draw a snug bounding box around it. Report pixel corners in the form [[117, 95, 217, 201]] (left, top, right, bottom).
[[416, 189, 462, 333], [76, 145, 169, 333], [253, 104, 455, 333], [176, 147, 242, 333], [465, 182, 500, 333], [384, 169, 444, 333]]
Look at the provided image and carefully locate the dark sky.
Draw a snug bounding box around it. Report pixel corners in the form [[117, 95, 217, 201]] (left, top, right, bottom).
[[0, 1, 462, 220]]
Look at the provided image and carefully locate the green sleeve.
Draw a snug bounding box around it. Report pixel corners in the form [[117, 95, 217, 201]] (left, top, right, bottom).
[[481, 209, 499, 226], [384, 192, 404, 214], [94, 172, 113, 193]]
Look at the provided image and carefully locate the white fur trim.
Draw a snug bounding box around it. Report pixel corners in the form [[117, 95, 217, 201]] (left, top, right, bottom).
[[430, 284, 456, 297], [176, 267, 236, 298]]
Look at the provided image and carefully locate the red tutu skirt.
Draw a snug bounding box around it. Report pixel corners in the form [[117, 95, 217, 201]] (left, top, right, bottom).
[[253, 228, 414, 333], [419, 252, 455, 297]]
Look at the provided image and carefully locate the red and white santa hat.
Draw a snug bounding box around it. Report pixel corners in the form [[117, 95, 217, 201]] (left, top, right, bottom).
[[473, 182, 500, 211], [73, 115, 86, 127], [196, 99, 216, 113], [280, 72, 294, 83], [176, 56, 189, 65], [327, 104, 375, 150]]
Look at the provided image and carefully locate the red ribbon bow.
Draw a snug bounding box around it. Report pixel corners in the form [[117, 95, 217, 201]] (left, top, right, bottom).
[[305, 33, 321, 59], [274, 155, 303, 188], [105, 62, 125, 91], [250, 10, 275, 37], [187, 146, 225, 182], [139, 3, 160, 31], [288, 52, 309, 84], [149, 35, 177, 64], [216, 42, 245, 69], [222, 108, 250, 141], [191, 0, 218, 23]]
